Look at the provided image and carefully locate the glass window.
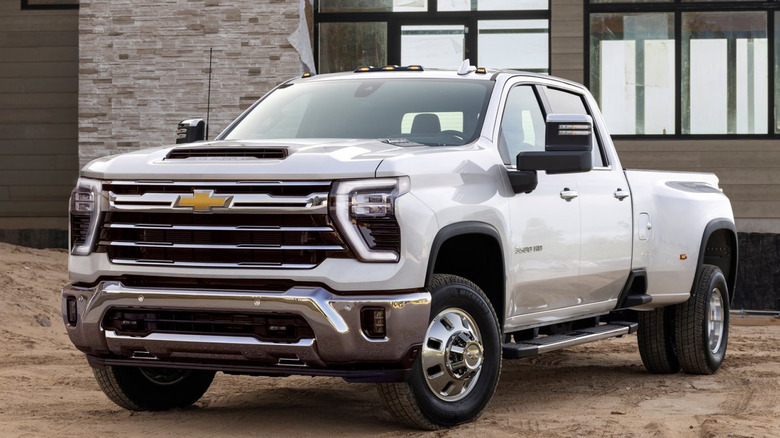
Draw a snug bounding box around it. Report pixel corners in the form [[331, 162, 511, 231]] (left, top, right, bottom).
[[499, 86, 546, 164], [439, 0, 548, 10], [478, 20, 549, 73], [318, 22, 387, 74], [319, 0, 426, 12], [546, 88, 606, 167], [682, 12, 767, 134], [776, 12, 780, 133], [224, 79, 494, 146], [589, 0, 671, 3], [401, 25, 465, 69], [590, 13, 674, 135]]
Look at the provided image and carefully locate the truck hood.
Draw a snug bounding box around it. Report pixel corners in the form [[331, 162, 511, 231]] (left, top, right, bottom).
[[79, 139, 433, 180]]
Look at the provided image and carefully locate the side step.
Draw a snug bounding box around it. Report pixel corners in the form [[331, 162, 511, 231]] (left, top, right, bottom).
[[502, 321, 638, 359]]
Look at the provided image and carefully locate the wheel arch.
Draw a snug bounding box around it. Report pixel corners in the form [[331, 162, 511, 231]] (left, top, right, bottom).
[[426, 222, 506, 325], [695, 218, 738, 304]]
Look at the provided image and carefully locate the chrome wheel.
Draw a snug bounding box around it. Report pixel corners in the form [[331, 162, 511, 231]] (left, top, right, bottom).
[[708, 287, 725, 354], [421, 307, 484, 402]]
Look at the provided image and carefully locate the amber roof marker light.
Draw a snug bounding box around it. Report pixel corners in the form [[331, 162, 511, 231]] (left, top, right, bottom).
[[354, 65, 425, 73]]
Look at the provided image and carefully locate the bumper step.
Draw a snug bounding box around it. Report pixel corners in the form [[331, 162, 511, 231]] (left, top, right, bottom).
[[502, 321, 638, 359]]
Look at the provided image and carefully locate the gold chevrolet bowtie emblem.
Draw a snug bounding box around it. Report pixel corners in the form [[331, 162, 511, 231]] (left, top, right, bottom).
[[175, 190, 231, 212]]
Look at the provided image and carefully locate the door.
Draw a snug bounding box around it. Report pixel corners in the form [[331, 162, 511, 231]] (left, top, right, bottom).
[[544, 86, 633, 305], [499, 84, 583, 322]]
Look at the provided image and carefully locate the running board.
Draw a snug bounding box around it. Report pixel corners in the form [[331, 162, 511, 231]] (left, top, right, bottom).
[[502, 322, 638, 359]]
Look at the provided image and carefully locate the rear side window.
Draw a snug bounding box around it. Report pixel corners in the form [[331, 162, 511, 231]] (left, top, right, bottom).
[[545, 88, 606, 167]]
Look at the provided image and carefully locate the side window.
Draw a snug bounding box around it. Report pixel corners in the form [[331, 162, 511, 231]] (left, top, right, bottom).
[[499, 85, 546, 165], [545, 88, 607, 168]]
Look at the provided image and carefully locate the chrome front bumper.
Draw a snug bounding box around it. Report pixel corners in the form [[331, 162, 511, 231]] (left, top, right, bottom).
[[62, 281, 430, 380]]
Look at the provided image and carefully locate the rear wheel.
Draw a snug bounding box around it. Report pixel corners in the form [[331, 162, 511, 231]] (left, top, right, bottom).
[[93, 366, 215, 411], [378, 274, 501, 430], [675, 264, 730, 375], [637, 306, 680, 374]]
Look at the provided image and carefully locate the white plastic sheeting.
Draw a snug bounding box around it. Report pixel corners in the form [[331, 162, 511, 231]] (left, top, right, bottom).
[[288, 0, 316, 73]]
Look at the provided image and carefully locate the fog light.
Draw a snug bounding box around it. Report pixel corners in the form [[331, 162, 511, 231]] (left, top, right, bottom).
[[66, 296, 78, 326], [361, 307, 386, 339]]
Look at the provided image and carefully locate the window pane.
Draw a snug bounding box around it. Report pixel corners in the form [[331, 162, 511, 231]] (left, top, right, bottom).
[[478, 20, 548, 73], [590, 13, 674, 135], [319, 22, 387, 74], [439, 0, 548, 10], [319, 0, 427, 12], [590, 0, 671, 3], [682, 12, 767, 134], [545, 88, 605, 167], [401, 25, 465, 69], [774, 12, 780, 133], [499, 86, 546, 164]]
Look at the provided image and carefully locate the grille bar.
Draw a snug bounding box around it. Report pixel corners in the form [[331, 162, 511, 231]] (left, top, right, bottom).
[[106, 223, 333, 232], [111, 259, 317, 269], [103, 241, 344, 251]]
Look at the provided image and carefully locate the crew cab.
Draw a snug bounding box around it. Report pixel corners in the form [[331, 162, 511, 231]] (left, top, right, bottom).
[[62, 64, 737, 429]]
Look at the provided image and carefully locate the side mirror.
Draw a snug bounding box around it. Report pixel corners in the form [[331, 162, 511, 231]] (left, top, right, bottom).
[[516, 114, 593, 174], [176, 118, 206, 144]]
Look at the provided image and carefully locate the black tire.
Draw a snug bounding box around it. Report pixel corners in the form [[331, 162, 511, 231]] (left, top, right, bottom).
[[377, 274, 502, 430], [93, 366, 215, 411], [637, 306, 680, 374], [674, 264, 730, 375]]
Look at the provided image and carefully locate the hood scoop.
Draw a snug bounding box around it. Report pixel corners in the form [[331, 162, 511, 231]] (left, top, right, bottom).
[[165, 146, 288, 161]]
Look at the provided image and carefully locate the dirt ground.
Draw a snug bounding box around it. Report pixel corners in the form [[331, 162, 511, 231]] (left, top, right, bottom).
[[1, 242, 779, 438]]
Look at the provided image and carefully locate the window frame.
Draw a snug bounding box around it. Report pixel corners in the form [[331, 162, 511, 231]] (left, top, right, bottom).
[[21, 0, 78, 10], [494, 78, 611, 169], [586, 0, 778, 140], [314, 1, 552, 74]]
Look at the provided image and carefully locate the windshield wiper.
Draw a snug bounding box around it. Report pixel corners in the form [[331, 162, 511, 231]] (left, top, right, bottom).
[[381, 138, 425, 146]]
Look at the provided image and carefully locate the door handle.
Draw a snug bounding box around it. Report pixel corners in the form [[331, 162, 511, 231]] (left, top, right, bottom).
[[560, 188, 578, 201], [614, 188, 630, 201]]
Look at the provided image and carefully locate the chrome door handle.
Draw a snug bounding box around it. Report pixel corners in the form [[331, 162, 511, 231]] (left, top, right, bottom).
[[614, 188, 630, 201], [560, 188, 578, 201]]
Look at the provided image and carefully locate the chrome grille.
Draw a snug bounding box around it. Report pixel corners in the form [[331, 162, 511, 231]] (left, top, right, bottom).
[[98, 181, 351, 268]]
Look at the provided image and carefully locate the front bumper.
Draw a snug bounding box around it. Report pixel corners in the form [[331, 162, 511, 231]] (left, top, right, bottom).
[[62, 282, 430, 382]]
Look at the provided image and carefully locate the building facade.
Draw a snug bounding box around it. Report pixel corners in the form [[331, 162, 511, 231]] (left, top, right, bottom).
[[1, 0, 777, 308]]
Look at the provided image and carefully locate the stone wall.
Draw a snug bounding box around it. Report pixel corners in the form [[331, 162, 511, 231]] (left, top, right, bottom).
[[78, 0, 306, 167]]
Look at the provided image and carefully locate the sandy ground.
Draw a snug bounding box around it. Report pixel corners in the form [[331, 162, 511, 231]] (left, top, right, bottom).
[[1, 242, 779, 438]]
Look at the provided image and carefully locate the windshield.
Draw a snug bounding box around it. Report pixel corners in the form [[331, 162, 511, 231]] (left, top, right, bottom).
[[222, 78, 494, 146]]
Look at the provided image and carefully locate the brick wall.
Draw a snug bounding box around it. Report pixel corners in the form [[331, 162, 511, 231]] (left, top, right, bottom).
[[79, 0, 305, 167]]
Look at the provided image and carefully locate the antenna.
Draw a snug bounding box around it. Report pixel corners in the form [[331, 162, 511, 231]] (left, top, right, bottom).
[[205, 47, 213, 141]]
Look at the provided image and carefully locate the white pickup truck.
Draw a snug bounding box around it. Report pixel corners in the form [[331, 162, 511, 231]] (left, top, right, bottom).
[[63, 65, 737, 429]]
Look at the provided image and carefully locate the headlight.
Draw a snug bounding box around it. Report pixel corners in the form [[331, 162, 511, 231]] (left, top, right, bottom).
[[69, 178, 102, 256], [330, 177, 410, 262]]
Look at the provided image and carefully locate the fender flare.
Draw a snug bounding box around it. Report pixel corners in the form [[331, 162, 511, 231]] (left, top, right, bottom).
[[425, 221, 505, 287], [694, 218, 738, 303]]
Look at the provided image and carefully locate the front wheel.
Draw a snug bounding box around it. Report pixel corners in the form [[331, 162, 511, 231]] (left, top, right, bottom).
[[378, 274, 501, 430], [93, 366, 215, 411], [674, 264, 730, 375]]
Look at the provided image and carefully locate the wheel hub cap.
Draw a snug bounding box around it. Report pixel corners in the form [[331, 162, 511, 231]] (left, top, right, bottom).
[[421, 308, 484, 402], [708, 287, 725, 353]]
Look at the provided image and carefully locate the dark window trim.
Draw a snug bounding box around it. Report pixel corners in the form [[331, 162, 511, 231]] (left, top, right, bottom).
[[21, 0, 78, 10], [585, 1, 780, 139], [314, 1, 551, 74]]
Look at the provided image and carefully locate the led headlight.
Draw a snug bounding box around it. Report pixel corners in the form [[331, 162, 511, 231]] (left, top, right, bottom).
[[69, 177, 102, 256], [330, 177, 410, 262]]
